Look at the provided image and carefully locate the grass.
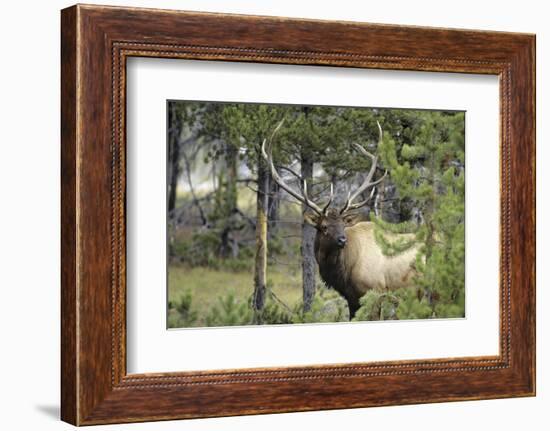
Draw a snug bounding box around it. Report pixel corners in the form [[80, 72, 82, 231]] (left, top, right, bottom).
[[168, 264, 303, 327]]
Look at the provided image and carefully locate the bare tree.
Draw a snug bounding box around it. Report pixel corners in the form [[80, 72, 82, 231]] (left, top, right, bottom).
[[168, 104, 181, 214], [300, 149, 317, 312], [253, 121, 285, 314]]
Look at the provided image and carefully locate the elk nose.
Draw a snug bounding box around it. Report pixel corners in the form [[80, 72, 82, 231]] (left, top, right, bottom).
[[337, 235, 347, 247]]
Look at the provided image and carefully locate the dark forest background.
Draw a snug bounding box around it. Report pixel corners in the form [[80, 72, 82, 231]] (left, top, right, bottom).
[[167, 101, 465, 328]]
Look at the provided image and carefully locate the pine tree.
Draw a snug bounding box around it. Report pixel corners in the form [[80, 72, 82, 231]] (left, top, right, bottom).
[[378, 111, 465, 318]]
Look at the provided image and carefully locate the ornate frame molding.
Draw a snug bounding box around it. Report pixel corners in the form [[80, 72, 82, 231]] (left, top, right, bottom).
[[61, 5, 535, 425]]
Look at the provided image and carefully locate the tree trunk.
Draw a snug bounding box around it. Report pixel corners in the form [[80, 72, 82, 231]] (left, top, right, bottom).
[[253, 154, 269, 313], [168, 107, 181, 214], [301, 152, 317, 312], [267, 180, 280, 236], [181, 146, 207, 226], [225, 143, 238, 209], [219, 142, 238, 258]]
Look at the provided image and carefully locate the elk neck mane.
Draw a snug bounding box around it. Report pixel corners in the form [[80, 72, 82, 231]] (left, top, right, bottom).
[[314, 225, 362, 302]]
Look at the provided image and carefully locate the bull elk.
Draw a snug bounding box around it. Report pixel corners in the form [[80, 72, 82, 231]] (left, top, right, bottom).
[[262, 122, 420, 319]]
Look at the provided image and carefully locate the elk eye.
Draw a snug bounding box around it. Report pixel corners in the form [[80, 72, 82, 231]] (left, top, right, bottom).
[[321, 225, 328, 233]]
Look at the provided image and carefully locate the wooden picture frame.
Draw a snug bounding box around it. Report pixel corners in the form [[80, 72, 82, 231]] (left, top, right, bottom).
[[61, 4, 535, 425]]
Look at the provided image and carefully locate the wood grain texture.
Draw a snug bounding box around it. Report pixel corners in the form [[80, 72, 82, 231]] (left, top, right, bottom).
[[60, 5, 78, 425], [60, 4, 535, 425]]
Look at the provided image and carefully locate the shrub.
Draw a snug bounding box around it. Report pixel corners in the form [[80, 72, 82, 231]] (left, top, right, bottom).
[[254, 298, 294, 325], [171, 230, 221, 267], [352, 290, 399, 321], [352, 288, 435, 322], [171, 231, 253, 271], [167, 290, 198, 328], [292, 286, 349, 323], [395, 288, 432, 320], [205, 292, 254, 327]]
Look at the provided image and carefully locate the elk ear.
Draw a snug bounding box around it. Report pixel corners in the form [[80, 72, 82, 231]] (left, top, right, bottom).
[[343, 212, 363, 226], [303, 212, 320, 227]]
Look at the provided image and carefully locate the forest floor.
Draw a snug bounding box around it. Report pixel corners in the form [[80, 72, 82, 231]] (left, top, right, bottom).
[[168, 264, 303, 327]]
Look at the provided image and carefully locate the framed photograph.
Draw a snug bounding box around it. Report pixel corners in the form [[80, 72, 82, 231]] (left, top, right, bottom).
[[61, 4, 535, 425]]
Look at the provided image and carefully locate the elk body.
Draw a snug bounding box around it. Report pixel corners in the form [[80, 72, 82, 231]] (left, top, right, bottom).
[[304, 210, 420, 318], [262, 122, 420, 319]]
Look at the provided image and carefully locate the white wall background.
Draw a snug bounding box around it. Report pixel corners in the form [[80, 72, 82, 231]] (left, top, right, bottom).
[[0, 0, 546, 429]]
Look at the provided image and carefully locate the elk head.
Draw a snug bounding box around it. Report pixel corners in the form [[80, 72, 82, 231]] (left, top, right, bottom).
[[262, 121, 386, 251]]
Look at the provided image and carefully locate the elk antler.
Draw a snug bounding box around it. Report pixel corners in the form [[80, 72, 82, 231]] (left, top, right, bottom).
[[340, 121, 388, 213], [321, 182, 334, 214], [261, 120, 332, 216]]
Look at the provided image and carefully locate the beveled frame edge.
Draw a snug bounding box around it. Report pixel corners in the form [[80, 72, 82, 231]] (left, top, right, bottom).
[[61, 4, 535, 426]]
